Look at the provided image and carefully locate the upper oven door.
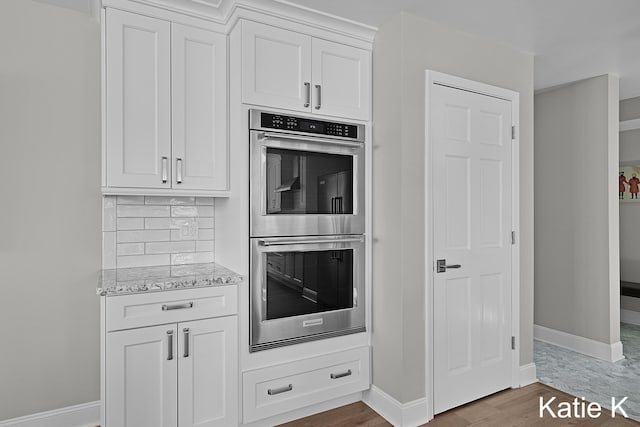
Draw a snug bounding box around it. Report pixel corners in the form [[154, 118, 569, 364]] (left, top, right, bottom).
[[250, 130, 365, 237]]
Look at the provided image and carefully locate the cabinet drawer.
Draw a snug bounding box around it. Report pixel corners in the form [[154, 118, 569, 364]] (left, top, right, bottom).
[[242, 346, 370, 423], [106, 286, 237, 331]]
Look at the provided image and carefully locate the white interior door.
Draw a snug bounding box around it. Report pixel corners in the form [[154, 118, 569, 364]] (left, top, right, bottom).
[[432, 83, 513, 414]]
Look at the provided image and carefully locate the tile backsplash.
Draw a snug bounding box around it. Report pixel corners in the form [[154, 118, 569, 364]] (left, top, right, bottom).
[[102, 195, 215, 269]]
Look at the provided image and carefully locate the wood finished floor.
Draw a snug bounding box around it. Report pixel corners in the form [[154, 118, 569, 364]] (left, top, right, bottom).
[[279, 383, 640, 427]]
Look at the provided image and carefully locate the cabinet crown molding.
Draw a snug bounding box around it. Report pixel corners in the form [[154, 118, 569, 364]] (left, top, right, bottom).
[[101, 0, 377, 42]]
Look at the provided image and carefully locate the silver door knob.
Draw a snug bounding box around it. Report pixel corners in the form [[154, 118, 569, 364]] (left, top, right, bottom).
[[436, 259, 461, 273]]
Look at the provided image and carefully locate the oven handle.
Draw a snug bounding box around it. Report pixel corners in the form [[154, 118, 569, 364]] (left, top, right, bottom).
[[258, 237, 364, 246], [259, 132, 364, 148]]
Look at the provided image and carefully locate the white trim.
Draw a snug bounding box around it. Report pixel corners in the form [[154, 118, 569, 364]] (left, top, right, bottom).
[[519, 363, 538, 387], [620, 118, 640, 132], [621, 309, 640, 326], [363, 386, 429, 427], [534, 325, 625, 362], [424, 70, 521, 421], [241, 392, 362, 427], [0, 401, 100, 427]]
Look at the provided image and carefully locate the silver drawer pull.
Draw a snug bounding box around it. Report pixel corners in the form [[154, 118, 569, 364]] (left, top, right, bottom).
[[267, 384, 293, 396], [167, 330, 174, 361], [183, 328, 190, 358], [330, 369, 352, 379], [162, 302, 194, 311]]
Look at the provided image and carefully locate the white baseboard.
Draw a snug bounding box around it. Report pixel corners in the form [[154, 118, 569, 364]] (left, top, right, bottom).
[[0, 401, 99, 427], [534, 324, 624, 363], [621, 309, 640, 326], [363, 385, 429, 427], [519, 363, 538, 387]]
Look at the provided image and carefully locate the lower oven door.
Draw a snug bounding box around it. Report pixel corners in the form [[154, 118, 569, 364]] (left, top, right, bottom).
[[250, 235, 365, 352]]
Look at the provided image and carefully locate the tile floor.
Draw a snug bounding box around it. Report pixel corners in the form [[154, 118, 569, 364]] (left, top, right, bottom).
[[535, 322, 640, 421]]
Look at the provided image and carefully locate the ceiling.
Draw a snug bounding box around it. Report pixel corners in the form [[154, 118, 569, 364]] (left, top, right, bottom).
[[283, 0, 640, 100]]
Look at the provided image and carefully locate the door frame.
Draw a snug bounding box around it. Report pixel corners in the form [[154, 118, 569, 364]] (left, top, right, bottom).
[[424, 70, 521, 420]]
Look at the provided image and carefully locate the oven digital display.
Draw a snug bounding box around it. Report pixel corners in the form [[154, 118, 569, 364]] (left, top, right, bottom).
[[300, 120, 325, 133]]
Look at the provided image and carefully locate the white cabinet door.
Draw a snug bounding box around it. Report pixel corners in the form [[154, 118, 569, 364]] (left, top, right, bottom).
[[106, 325, 178, 427], [178, 316, 238, 427], [242, 21, 312, 112], [172, 25, 228, 191], [312, 38, 371, 121], [106, 9, 171, 189]]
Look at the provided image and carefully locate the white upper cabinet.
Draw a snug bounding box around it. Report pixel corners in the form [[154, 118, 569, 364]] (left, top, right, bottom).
[[311, 38, 371, 121], [241, 21, 371, 121], [241, 20, 312, 112], [106, 9, 172, 189], [172, 24, 228, 192], [104, 9, 229, 195]]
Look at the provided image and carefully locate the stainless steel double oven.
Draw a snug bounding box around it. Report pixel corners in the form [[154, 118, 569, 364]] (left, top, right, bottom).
[[249, 109, 366, 352]]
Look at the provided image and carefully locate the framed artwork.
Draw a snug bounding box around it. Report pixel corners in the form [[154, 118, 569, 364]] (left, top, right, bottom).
[[619, 165, 640, 202]]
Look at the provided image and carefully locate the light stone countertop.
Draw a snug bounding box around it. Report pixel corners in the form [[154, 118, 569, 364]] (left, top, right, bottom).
[[97, 262, 243, 296]]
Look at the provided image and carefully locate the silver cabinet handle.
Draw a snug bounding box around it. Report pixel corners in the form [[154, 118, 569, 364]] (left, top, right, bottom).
[[267, 384, 293, 396], [315, 84, 321, 110], [353, 287, 358, 308], [258, 236, 364, 246], [436, 259, 462, 273], [167, 330, 174, 361], [304, 82, 311, 108], [183, 328, 190, 358], [161, 156, 168, 183], [162, 302, 194, 311], [330, 369, 352, 379], [176, 158, 183, 184], [260, 132, 364, 147]]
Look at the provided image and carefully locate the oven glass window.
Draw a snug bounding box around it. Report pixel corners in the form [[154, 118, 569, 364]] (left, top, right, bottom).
[[265, 148, 353, 215], [265, 249, 353, 320]]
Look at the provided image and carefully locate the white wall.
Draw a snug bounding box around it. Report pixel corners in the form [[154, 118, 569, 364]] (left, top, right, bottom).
[[372, 12, 534, 403], [619, 96, 640, 284], [534, 75, 620, 345], [0, 0, 101, 420]]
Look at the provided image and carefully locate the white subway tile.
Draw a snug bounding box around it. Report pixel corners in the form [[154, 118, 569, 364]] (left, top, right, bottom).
[[102, 232, 116, 269], [171, 252, 213, 265], [117, 218, 144, 230], [195, 197, 214, 206], [102, 196, 116, 232], [117, 254, 170, 268], [169, 220, 198, 240], [145, 218, 173, 230], [198, 229, 214, 241], [196, 240, 214, 252], [195, 206, 214, 217], [197, 217, 214, 229], [117, 205, 170, 218], [145, 196, 195, 205], [117, 195, 144, 205], [145, 241, 195, 254], [117, 230, 170, 243], [117, 243, 145, 256], [171, 206, 198, 217]]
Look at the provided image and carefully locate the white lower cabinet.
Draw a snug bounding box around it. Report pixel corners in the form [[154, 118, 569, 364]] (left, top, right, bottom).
[[104, 289, 238, 427], [242, 346, 371, 423]]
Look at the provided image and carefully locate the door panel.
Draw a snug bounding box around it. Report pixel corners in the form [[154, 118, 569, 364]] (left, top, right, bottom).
[[432, 83, 513, 414], [242, 21, 311, 112], [312, 38, 370, 120], [106, 9, 171, 188], [172, 24, 228, 191], [178, 316, 238, 427], [106, 325, 177, 427]]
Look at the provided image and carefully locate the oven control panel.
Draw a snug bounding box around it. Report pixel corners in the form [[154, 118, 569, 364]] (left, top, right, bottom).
[[260, 112, 360, 140]]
